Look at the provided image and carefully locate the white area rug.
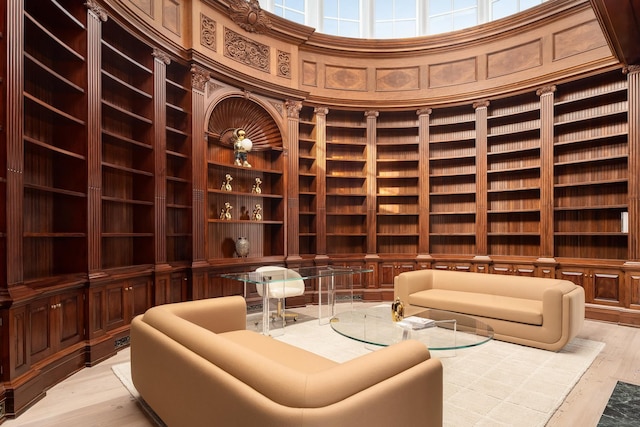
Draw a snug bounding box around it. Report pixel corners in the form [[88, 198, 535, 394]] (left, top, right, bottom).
[[114, 318, 603, 427]]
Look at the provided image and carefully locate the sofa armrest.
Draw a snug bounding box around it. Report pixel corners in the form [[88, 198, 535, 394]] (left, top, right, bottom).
[[151, 295, 247, 333], [394, 269, 433, 306]]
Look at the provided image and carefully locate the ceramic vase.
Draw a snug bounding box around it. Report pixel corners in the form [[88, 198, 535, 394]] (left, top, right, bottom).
[[235, 237, 250, 258]]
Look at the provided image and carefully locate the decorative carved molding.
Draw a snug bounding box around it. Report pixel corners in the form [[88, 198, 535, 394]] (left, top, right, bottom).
[[365, 110, 379, 118], [473, 100, 490, 109], [536, 85, 557, 96], [84, 0, 108, 21], [417, 108, 432, 116], [314, 107, 329, 116], [224, 28, 269, 72], [271, 101, 284, 116], [190, 65, 210, 91], [228, 0, 272, 34], [285, 100, 302, 119], [152, 48, 171, 65], [277, 50, 291, 79], [624, 65, 640, 74], [201, 13, 216, 52]]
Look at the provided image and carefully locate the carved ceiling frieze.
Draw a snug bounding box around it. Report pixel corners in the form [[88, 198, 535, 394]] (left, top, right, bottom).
[[224, 28, 269, 72], [277, 50, 291, 79], [201, 13, 217, 52]]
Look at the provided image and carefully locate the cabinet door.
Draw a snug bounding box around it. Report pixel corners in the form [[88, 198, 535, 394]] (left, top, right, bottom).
[[54, 290, 84, 350], [127, 278, 152, 320], [380, 262, 415, 287]]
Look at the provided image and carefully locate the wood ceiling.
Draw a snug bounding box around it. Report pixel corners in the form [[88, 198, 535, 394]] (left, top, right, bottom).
[[591, 0, 640, 66]]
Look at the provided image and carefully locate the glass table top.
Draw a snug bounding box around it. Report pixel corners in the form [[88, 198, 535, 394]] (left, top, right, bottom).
[[330, 304, 494, 351], [220, 265, 373, 284]]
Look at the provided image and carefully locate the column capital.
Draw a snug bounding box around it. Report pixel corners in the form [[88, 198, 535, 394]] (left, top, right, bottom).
[[285, 100, 302, 119], [536, 85, 557, 96], [417, 108, 432, 116], [473, 100, 490, 110], [314, 106, 329, 116]]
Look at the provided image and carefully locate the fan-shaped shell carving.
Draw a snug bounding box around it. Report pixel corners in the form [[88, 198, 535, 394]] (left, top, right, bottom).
[[208, 97, 282, 151]]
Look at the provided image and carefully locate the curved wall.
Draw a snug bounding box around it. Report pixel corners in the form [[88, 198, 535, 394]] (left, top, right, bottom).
[[106, 0, 619, 108]]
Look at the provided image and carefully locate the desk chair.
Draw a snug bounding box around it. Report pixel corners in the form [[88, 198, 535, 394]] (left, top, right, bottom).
[[255, 266, 305, 322]]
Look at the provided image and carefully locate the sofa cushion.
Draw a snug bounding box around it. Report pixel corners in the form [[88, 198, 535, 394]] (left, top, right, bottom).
[[409, 289, 543, 326]]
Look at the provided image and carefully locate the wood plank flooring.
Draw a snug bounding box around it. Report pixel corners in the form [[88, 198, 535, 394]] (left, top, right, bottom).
[[3, 318, 639, 427]]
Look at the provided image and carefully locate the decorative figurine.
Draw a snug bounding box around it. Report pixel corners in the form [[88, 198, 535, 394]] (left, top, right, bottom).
[[233, 128, 252, 168], [252, 177, 262, 194], [252, 204, 262, 221], [221, 173, 233, 191], [391, 297, 405, 322], [219, 202, 233, 220]]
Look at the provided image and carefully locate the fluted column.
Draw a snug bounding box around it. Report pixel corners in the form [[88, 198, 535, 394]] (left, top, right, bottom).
[[86, 1, 108, 278], [417, 108, 432, 257], [314, 107, 328, 259], [365, 110, 379, 256], [153, 49, 171, 269], [537, 85, 556, 260], [473, 100, 489, 257], [286, 100, 302, 261], [190, 66, 209, 268], [625, 66, 640, 262]]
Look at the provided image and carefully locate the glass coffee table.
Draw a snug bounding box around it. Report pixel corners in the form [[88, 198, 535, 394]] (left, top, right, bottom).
[[330, 304, 494, 351]]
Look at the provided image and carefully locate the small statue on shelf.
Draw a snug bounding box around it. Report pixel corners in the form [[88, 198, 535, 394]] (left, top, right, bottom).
[[233, 128, 252, 168], [252, 203, 262, 221], [219, 202, 233, 220], [252, 177, 262, 194], [221, 173, 233, 191]]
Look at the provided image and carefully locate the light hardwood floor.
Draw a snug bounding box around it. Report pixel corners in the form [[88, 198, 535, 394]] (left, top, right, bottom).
[[3, 317, 639, 427]]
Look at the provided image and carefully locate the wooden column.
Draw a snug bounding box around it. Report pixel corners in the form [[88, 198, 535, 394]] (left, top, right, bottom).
[[314, 107, 328, 259], [286, 100, 302, 261], [365, 110, 378, 257], [537, 85, 556, 260], [473, 101, 489, 257], [190, 66, 209, 299], [86, 2, 107, 278], [417, 108, 432, 257], [625, 66, 640, 262], [152, 49, 171, 271], [6, 0, 24, 286]]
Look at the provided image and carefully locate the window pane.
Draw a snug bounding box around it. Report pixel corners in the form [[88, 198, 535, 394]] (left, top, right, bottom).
[[323, 18, 338, 35], [454, 8, 477, 29], [341, 20, 360, 38], [430, 0, 453, 16], [289, 0, 304, 11], [396, 0, 416, 20], [375, 0, 393, 20], [521, 0, 542, 9], [325, 0, 338, 17], [374, 21, 393, 38], [395, 20, 417, 38], [341, 1, 360, 20], [429, 14, 452, 34], [455, 0, 477, 9], [284, 9, 305, 24], [492, 0, 518, 20]]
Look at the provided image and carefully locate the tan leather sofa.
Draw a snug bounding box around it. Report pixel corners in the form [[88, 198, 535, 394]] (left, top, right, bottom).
[[130, 295, 443, 427], [394, 269, 585, 351]]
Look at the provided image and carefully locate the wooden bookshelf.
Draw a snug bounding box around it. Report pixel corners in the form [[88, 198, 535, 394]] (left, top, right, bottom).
[[486, 92, 542, 257], [22, 0, 88, 281], [165, 61, 192, 264], [376, 111, 420, 255], [553, 70, 629, 261], [428, 106, 477, 255], [325, 111, 368, 255], [206, 142, 285, 261], [298, 106, 317, 256], [100, 19, 155, 270]]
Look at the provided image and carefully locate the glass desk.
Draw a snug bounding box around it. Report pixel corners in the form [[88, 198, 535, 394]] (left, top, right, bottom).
[[330, 304, 494, 351], [221, 266, 373, 336]]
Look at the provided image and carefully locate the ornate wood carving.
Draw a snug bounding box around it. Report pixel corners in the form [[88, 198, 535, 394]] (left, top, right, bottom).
[[84, 0, 108, 21], [200, 13, 216, 52], [152, 48, 171, 65], [224, 28, 269, 72], [190, 65, 210, 92], [277, 50, 291, 79], [285, 100, 302, 119], [228, 0, 272, 34]]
